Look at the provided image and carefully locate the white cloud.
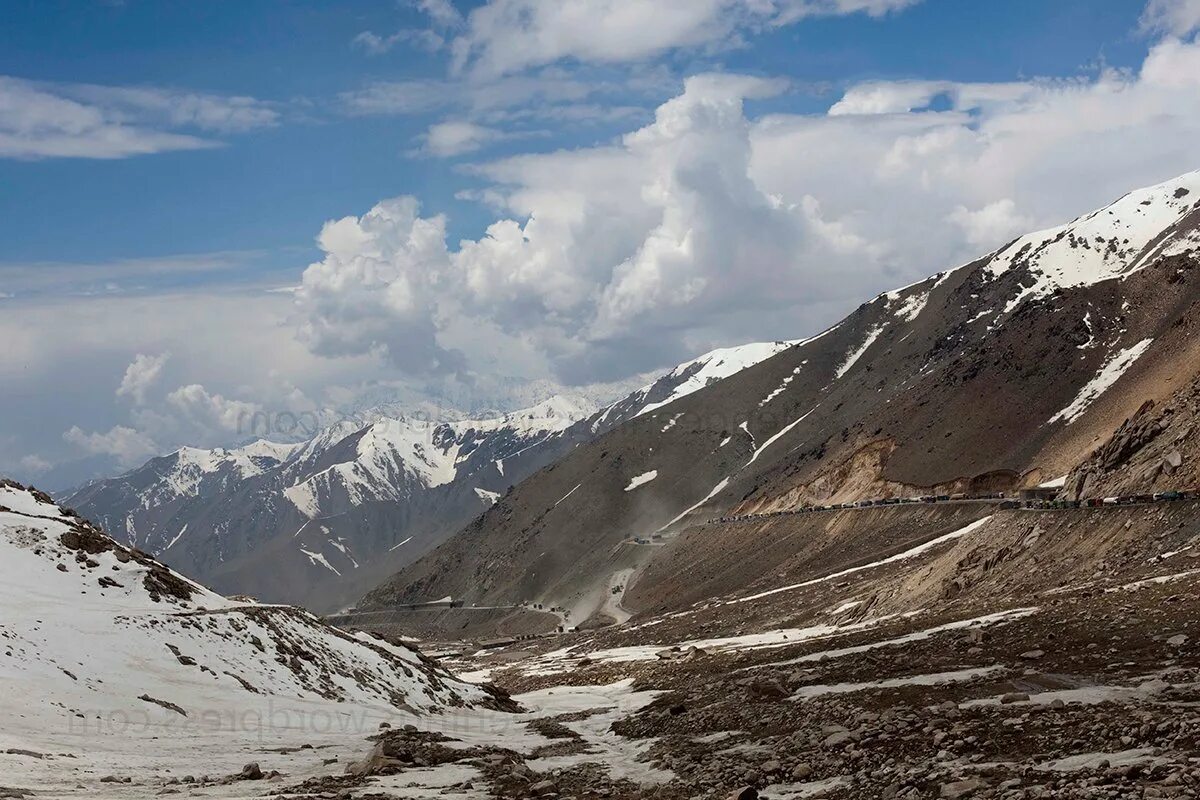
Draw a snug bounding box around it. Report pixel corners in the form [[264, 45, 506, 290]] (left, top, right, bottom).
[[1141, 0, 1200, 36], [116, 353, 170, 405], [164, 384, 264, 436], [63, 425, 160, 467], [0, 76, 277, 160], [351, 29, 445, 55], [298, 34, 1200, 386], [295, 198, 466, 375], [449, 0, 923, 78], [419, 120, 502, 156], [417, 0, 464, 28], [18, 455, 51, 475], [947, 200, 1034, 250]]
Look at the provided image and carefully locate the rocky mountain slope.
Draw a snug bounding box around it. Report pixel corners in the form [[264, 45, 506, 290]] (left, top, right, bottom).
[[66, 343, 793, 613], [363, 169, 1200, 628]]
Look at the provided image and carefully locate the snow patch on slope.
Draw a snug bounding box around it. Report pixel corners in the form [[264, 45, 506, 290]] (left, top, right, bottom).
[[835, 326, 885, 379], [1049, 339, 1154, 425], [625, 471, 658, 492]]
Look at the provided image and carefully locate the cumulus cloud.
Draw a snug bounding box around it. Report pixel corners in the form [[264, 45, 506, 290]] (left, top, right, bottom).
[[0, 76, 278, 160], [63, 425, 159, 467], [1141, 0, 1200, 36], [947, 200, 1035, 250], [294, 198, 467, 375], [163, 384, 264, 436], [116, 353, 170, 405], [449, 0, 923, 78], [297, 33, 1200, 385]]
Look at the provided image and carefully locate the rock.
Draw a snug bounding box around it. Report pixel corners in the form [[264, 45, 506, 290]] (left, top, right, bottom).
[[823, 731, 854, 748], [727, 788, 758, 800], [529, 779, 558, 795], [791, 763, 813, 780], [761, 759, 781, 774], [1000, 692, 1030, 704], [238, 763, 263, 781], [940, 778, 987, 798], [1167, 634, 1188, 647], [744, 677, 790, 700], [1165, 450, 1183, 471], [1019, 649, 1045, 660]]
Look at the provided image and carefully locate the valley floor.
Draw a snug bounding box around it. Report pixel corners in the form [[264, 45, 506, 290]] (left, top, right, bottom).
[[7, 504, 1200, 799]]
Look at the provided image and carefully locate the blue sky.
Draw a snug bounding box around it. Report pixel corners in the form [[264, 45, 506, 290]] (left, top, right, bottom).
[[0, 0, 1154, 264], [2, 0, 1199, 486]]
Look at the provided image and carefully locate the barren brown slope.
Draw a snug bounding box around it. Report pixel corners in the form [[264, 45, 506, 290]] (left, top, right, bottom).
[[360, 171, 1200, 624]]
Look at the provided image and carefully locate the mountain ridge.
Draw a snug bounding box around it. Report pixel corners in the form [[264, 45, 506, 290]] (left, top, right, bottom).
[[360, 167, 1200, 629], [66, 342, 796, 611]]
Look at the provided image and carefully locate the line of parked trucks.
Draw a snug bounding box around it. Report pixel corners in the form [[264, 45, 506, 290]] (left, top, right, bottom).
[[710, 489, 1199, 525]]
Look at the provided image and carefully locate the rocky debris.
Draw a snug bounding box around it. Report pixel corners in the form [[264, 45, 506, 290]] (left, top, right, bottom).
[[137, 694, 186, 716], [344, 726, 482, 778], [3, 750, 44, 760]]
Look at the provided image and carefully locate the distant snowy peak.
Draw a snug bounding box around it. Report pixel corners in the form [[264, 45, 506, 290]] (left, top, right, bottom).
[[468, 394, 595, 434], [986, 170, 1200, 313]]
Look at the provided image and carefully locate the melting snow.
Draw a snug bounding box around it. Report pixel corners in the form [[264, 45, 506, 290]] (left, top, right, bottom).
[[553, 483, 581, 507], [1048, 339, 1154, 425], [625, 471, 658, 492], [835, 325, 885, 379], [790, 666, 1003, 700], [658, 477, 729, 531], [300, 547, 341, 576], [745, 406, 820, 467], [728, 516, 992, 606], [475, 487, 501, 504]]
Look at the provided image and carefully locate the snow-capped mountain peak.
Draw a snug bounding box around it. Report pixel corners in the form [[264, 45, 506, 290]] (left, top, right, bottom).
[[986, 170, 1200, 314]]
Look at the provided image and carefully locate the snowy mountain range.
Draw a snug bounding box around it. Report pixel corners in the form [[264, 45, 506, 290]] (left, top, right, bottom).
[[65, 342, 795, 612], [365, 168, 1200, 628]]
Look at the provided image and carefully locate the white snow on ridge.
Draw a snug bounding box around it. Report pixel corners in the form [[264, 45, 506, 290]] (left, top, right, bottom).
[[0, 484, 69, 519], [635, 341, 798, 417], [625, 471, 659, 492], [986, 171, 1200, 314], [886, 288, 931, 323], [1049, 339, 1154, 425], [0, 483, 485, 724]]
